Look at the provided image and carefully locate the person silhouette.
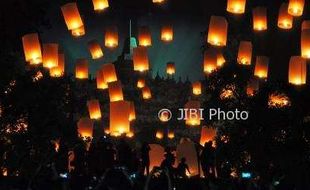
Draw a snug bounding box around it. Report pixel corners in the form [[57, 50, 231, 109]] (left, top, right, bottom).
[[141, 142, 151, 175], [200, 141, 216, 178], [177, 157, 191, 178]]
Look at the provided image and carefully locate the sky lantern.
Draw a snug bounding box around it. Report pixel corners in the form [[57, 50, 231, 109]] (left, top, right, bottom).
[[109, 100, 131, 135], [77, 117, 94, 138], [246, 78, 259, 96], [288, 0, 305, 17], [278, 3, 293, 29], [166, 62, 176, 75], [253, 7, 267, 31], [88, 40, 103, 59], [301, 29, 310, 59], [101, 63, 117, 83], [137, 78, 146, 88], [75, 59, 88, 79], [200, 126, 216, 146], [288, 56, 307, 85], [207, 16, 228, 47], [153, 0, 165, 3], [149, 144, 165, 173], [254, 56, 269, 79], [50, 53, 65, 77], [87, 99, 102, 120], [61, 3, 83, 31], [108, 81, 124, 102], [204, 48, 217, 74], [96, 70, 108, 90], [92, 0, 109, 11], [161, 25, 173, 42], [226, 0, 246, 14], [302, 20, 310, 30], [133, 47, 149, 72], [185, 100, 201, 126], [237, 41, 252, 65], [138, 26, 152, 47], [268, 93, 291, 108], [192, 81, 202, 95], [168, 131, 175, 139], [155, 130, 164, 139], [142, 86, 152, 100], [42, 43, 58, 69], [22, 33, 42, 65], [215, 49, 226, 67], [129, 102, 136, 122], [105, 26, 118, 48], [71, 25, 85, 37]]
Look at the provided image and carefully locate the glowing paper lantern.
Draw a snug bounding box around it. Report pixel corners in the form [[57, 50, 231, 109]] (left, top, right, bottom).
[[207, 16, 228, 46], [87, 99, 102, 120], [75, 59, 88, 79], [254, 56, 269, 79], [288, 56, 307, 85], [149, 144, 165, 172], [301, 29, 310, 59], [237, 41, 252, 65], [92, 0, 109, 11], [137, 78, 146, 88], [153, 0, 165, 3], [138, 26, 152, 47], [96, 70, 108, 89], [161, 25, 173, 42], [166, 62, 176, 75], [278, 3, 293, 29], [50, 53, 65, 77], [109, 100, 130, 134], [71, 25, 85, 37], [61, 3, 83, 30], [226, 0, 246, 14], [215, 49, 226, 67], [168, 131, 175, 139], [101, 63, 117, 83], [200, 126, 216, 146], [253, 7, 267, 31], [129, 102, 136, 122], [246, 78, 259, 96], [108, 81, 124, 102], [42, 43, 58, 69], [133, 47, 149, 72], [302, 20, 310, 30], [288, 0, 304, 17], [88, 40, 103, 59], [142, 86, 152, 100], [105, 26, 118, 48], [77, 117, 94, 138], [156, 131, 164, 139], [185, 100, 201, 126], [22, 33, 42, 65], [204, 48, 217, 74], [192, 81, 202, 95]]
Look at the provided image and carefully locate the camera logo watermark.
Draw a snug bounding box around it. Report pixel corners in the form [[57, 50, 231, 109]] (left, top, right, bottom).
[[158, 109, 172, 122]]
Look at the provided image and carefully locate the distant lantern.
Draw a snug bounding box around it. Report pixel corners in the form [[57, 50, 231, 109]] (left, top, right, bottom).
[[254, 56, 269, 79], [142, 86, 152, 100], [42, 43, 58, 69], [302, 20, 310, 30], [101, 63, 117, 83], [200, 126, 216, 146], [138, 26, 152, 47], [71, 25, 85, 37], [110, 100, 131, 135], [166, 62, 176, 75], [192, 81, 202, 95], [137, 78, 146, 88], [167, 131, 175, 139], [153, 0, 165, 3], [88, 40, 103, 59], [133, 47, 149, 72], [288, 56, 307, 85], [237, 41, 252, 65], [204, 48, 218, 74], [92, 0, 109, 11], [87, 99, 102, 120], [185, 100, 202, 126], [75, 59, 88, 79], [155, 131, 164, 139], [207, 16, 228, 47], [22, 33, 42, 65], [129, 102, 136, 122], [96, 70, 108, 89], [161, 25, 173, 42], [227, 0, 246, 14], [215, 49, 226, 67], [253, 7, 267, 31], [61, 3, 83, 31], [301, 29, 310, 59], [50, 53, 65, 77], [246, 78, 259, 96], [105, 26, 118, 48], [288, 0, 304, 17], [77, 117, 94, 138], [108, 81, 124, 102], [278, 3, 293, 29]]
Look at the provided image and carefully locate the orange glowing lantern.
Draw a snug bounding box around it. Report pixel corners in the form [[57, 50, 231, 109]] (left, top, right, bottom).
[[96, 70, 108, 90], [87, 99, 102, 120], [108, 81, 124, 102], [237, 41, 252, 65], [246, 78, 259, 96], [42, 43, 58, 69], [149, 144, 165, 173], [253, 7, 267, 31], [77, 117, 94, 138], [254, 56, 269, 79], [288, 0, 304, 17], [168, 131, 175, 139], [105, 26, 118, 48], [153, 0, 165, 3], [50, 53, 65, 77], [75, 59, 88, 79], [288, 56, 307, 85], [185, 100, 202, 126], [138, 26, 152, 47], [92, 0, 109, 11], [126, 131, 134, 138], [161, 25, 173, 42], [200, 126, 216, 146], [142, 86, 152, 100], [268, 93, 291, 108], [129, 101, 136, 122], [302, 20, 310, 30], [71, 25, 85, 37], [101, 63, 118, 83], [88, 40, 103, 59], [192, 81, 202, 95], [204, 48, 217, 74], [110, 100, 130, 135], [215, 49, 226, 67], [301, 29, 310, 59], [61, 3, 84, 30], [278, 3, 293, 29], [133, 47, 149, 72], [137, 78, 146, 88], [166, 62, 176, 75], [207, 16, 228, 46], [22, 33, 42, 65], [156, 131, 164, 139], [227, 0, 246, 14]]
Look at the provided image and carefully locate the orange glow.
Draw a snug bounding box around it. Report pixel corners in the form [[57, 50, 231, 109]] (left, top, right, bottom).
[[137, 78, 146, 88], [77, 117, 94, 138], [87, 99, 102, 120], [133, 47, 149, 72], [192, 81, 202, 95], [42, 43, 58, 69], [204, 48, 217, 74], [168, 131, 175, 139], [153, 0, 165, 3], [268, 93, 291, 108], [166, 62, 176, 75], [301, 29, 310, 59], [227, 0, 246, 14], [254, 56, 269, 79], [161, 25, 173, 42], [109, 100, 131, 135], [105, 26, 118, 48], [149, 144, 165, 173], [253, 7, 268, 31], [71, 25, 85, 37], [142, 86, 152, 100], [215, 49, 226, 67], [237, 41, 252, 65], [88, 40, 103, 59], [278, 3, 293, 29], [246, 78, 259, 96], [101, 63, 118, 83], [288, 0, 304, 17], [138, 26, 152, 47], [75, 59, 88, 79], [156, 131, 164, 139], [288, 56, 307, 85], [126, 131, 134, 138], [50, 53, 65, 78], [185, 101, 201, 126], [96, 70, 108, 90], [302, 20, 310, 30], [22, 33, 42, 65], [61, 3, 83, 30], [92, 0, 109, 11], [129, 101, 136, 122], [108, 81, 124, 102], [200, 126, 216, 146], [2, 168, 8, 176], [207, 16, 228, 46]]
